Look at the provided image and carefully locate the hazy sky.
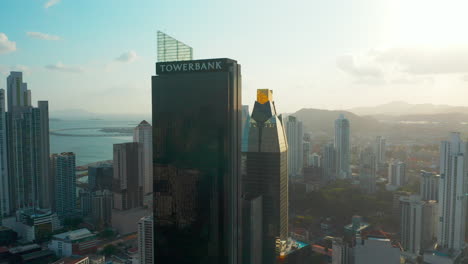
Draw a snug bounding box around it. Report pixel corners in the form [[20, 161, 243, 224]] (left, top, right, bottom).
[[1, 0, 468, 114]]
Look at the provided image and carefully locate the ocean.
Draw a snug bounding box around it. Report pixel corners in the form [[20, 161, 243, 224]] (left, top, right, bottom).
[[50, 118, 141, 166]]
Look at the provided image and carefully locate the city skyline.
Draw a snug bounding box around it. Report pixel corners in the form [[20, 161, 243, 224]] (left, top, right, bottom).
[[3, 1, 468, 115]]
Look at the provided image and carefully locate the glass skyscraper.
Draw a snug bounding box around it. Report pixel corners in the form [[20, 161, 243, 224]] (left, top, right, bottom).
[[50, 152, 76, 218], [334, 114, 350, 179], [243, 89, 288, 264], [152, 58, 241, 264], [157, 31, 193, 62]]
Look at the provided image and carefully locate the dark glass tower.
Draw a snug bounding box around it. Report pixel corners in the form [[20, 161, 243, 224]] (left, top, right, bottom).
[[243, 89, 288, 264], [152, 58, 241, 264]]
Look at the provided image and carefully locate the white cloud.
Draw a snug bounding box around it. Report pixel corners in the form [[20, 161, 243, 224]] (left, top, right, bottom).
[[26, 32, 61, 41], [336, 55, 383, 78], [374, 46, 468, 75], [0, 33, 16, 54], [45, 0, 61, 8], [115, 51, 138, 63], [45, 62, 83, 73]]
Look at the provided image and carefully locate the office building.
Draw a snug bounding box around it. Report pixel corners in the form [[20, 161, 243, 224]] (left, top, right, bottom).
[[244, 89, 288, 264], [51, 152, 76, 218], [4, 209, 61, 242], [420, 170, 439, 201], [152, 58, 241, 264], [323, 142, 336, 182], [138, 215, 153, 264], [134, 120, 153, 195], [334, 114, 350, 179], [285, 115, 303, 177], [437, 133, 467, 253], [6, 72, 50, 211], [90, 189, 112, 229], [374, 136, 386, 165], [242, 195, 263, 264], [0, 89, 9, 218], [388, 160, 406, 187], [88, 163, 113, 191], [113, 142, 143, 210], [359, 147, 376, 193], [157, 31, 193, 62], [241, 105, 250, 152]]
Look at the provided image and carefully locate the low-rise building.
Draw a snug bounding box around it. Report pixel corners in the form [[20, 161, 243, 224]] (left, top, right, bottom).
[[49, 228, 98, 257]]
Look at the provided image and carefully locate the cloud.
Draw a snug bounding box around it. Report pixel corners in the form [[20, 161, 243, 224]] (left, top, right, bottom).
[[115, 51, 138, 63], [336, 55, 383, 78], [0, 33, 16, 54], [45, 62, 83, 73], [26, 32, 61, 41], [461, 75, 468, 82], [45, 0, 61, 8], [390, 76, 434, 85], [374, 46, 468, 75]]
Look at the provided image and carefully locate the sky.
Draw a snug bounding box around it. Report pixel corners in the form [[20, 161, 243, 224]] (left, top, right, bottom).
[[2, 0, 468, 115]]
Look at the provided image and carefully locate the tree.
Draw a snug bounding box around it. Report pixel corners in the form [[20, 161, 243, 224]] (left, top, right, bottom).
[[102, 244, 118, 256]]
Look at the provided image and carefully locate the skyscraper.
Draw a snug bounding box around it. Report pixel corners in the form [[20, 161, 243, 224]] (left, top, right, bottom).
[[437, 132, 467, 253], [400, 195, 423, 255], [241, 105, 250, 152], [152, 58, 241, 264], [0, 89, 9, 218], [50, 152, 76, 218], [374, 136, 386, 165], [322, 142, 336, 182], [157, 31, 193, 62], [359, 147, 376, 194], [244, 89, 288, 264], [334, 114, 350, 179], [388, 160, 406, 187], [420, 170, 439, 201], [113, 142, 143, 210], [285, 115, 303, 177], [6, 72, 50, 211], [134, 120, 153, 195], [88, 163, 113, 191], [138, 215, 154, 264]]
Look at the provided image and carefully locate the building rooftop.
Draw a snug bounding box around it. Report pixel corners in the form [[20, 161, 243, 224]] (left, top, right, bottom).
[[53, 228, 94, 241]]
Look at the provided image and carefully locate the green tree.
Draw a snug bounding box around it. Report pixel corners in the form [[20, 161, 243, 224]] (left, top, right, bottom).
[[102, 244, 118, 256]]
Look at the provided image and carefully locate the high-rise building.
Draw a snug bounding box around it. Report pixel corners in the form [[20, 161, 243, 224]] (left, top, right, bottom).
[[322, 142, 336, 182], [241, 105, 250, 152], [242, 195, 262, 264], [138, 215, 153, 264], [90, 189, 112, 229], [359, 147, 376, 194], [134, 120, 153, 195], [6, 72, 50, 212], [113, 142, 142, 210], [334, 114, 350, 179], [157, 31, 193, 62], [51, 152, 76, 218], [303, 141, 311, 167], [285, 115, 303, 177], [420, 170, 439, 201], [374, 136, 386, 165], [152, 58, 241, 264], [88, 163, 113, 191], [0, 89, 9, 218], [388, 160, 406, 187], [400, 195, 424, 255], [437, 132, 467, 253], [244, 89, 288, 264], [310, 153, 321, 168]]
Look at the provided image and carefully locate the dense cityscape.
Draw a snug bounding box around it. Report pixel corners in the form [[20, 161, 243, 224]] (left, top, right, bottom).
[[2, 1, 468, 264]]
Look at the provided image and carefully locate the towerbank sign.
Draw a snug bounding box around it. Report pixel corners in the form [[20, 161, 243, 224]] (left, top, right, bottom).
[[156, 59, 230, 74]]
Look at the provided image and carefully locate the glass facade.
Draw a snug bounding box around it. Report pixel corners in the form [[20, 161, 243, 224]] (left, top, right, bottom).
[[152, 58, 241, 264], [243, 89, 288, 264], [157, 31, 193, 62]]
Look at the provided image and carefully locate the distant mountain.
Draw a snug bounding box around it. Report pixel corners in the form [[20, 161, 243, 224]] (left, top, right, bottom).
[[348, 101, 468, 116], [289, 108, 383, 138]]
